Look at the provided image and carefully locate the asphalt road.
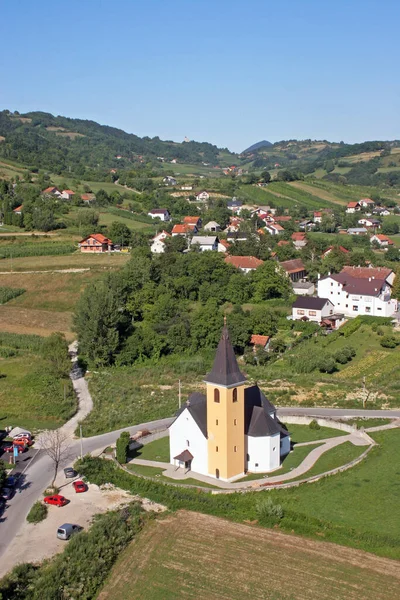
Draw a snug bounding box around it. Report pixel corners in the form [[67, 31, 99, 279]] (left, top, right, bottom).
[[1, 401, 399, 563]]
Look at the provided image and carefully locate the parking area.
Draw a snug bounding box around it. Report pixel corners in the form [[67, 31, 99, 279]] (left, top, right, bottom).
[[0, 480, 132, 578]]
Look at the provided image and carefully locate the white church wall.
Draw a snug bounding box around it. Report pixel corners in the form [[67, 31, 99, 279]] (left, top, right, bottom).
[[169, 410, 208, 476], [247, 433, 280, 473], [280, 435, 291, 457]]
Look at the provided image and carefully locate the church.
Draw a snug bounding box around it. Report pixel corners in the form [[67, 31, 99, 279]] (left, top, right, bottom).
[[169, 322, 291, 482]]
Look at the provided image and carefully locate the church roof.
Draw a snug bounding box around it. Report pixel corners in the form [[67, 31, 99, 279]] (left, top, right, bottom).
[[204, 323, 246, 387], [246, 406, 281, 437]]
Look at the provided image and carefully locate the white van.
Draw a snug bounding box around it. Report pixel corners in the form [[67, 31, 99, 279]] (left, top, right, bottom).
[[57, 523, 82, 540]]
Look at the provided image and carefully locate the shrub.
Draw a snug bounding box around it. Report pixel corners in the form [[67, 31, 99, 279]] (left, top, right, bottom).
[[309, 419, 320, 430], [0, 287, 25, 304], [27, 501, 48, 524], [116, 431, 130, 464], [380, 335, 400, 348], [317, 354, 337, 373], [256, 497, 284, 521]]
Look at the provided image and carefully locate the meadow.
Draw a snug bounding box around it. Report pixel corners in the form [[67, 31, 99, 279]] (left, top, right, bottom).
[[98, 511, 400, 600]]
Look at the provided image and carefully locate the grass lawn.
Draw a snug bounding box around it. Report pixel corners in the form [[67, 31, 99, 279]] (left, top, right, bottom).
[[0, 251, 129, 272], [98, 210, 156, 232], [132, 436, 170, 462], [344, 418, 394, 428], [126, 462, 217, 488], [289, 441, 366, 482], [98, 511, 400, 600], [237, 442, 325, 482], [285, 423, 348, 443]]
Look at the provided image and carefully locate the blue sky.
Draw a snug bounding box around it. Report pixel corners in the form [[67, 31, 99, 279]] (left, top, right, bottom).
[[1, 0, 399, 151]]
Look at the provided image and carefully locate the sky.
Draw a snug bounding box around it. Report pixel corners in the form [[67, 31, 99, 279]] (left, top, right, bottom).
[[1, 0, 399, 152]]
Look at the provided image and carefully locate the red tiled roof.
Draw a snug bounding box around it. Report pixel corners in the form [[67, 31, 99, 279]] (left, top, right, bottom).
[[80, 233, 112, 244], [347, 201, 360, 208], [250, 334, 270, 346], [314, 211, 322, 217], [341, 266, 393, 280], [277, 240, 289, 246], [273, 216, 292, 222], [328, 272, 387, 296], [183, 216, 200, 224], [279, 258, 306, 274], [267, 223, 284, 231], [373, 234, 393, 244], [13, 204, 23, 212], [42, 186, 58, 194], [322, 245, 349, 255], [62, 189, 75, 194], [360, 198, 374, 203], [172, 224, 195, 234], [81, 194, 94, 201], [291, 232, 306, 240], [218, 239, 230, 249], [224, 255, 264, 269]]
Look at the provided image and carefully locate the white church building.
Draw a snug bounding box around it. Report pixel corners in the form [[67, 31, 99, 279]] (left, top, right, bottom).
[[169, 322, 291, 482]]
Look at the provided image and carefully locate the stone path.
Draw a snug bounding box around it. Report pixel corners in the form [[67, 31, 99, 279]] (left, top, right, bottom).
[[129, 428, 380, 490]]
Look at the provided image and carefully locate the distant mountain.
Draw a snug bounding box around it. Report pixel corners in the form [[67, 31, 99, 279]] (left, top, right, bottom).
[[0, 110, 237, 173], [242, 140, 273, 153]]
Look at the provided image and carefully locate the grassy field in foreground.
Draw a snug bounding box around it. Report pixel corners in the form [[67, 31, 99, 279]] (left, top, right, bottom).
[[98, 511, 400, 600], [0, 251, 129, 272]]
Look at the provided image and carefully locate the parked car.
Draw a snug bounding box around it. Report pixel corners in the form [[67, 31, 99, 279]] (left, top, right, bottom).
[[4, 444, 24, 454], [13, 434, 33, 446], [57, 523, 83, 540], [13, 439, 28, 449], [6, 475, 16, 487], [1, 488, 13, 501], [64, 467, 77, 479], [72, 480, 87, 493], [44, 494, 68, 507]]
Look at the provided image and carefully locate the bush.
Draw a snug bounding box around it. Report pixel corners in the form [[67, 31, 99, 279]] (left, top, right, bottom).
[[26, 501, 48, 524], [0, 287, 25, 304], [309, 419, 320, 430], [256, 497, 284, 521], [317, 354, 337, 373], [380, 335, 400, 348], [116, 431, 130, 464]]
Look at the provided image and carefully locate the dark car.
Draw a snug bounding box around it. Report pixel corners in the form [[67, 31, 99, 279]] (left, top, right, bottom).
[[44, 494, 68, 507], [6, 475, 16, 488], [64, 467, 77, 479], [1, 488, 14, 501]]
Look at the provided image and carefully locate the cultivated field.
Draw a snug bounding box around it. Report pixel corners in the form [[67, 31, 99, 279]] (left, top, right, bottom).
[[98, 511, 400, 600]]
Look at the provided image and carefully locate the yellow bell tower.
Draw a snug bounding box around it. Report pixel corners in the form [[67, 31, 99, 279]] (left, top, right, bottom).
[[204, 319, 247, 481]]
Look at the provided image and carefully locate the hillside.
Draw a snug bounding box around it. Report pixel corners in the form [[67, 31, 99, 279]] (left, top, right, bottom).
[[0, 110, 237, 173], [242, 139, 273, 153]]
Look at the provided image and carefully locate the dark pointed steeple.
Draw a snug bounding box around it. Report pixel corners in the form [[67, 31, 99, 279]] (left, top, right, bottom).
[[204, 319, 246, 387]]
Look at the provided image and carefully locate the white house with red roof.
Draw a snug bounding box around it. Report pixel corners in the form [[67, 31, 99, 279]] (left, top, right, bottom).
[[172, 223, 198, 236], [224, 255, 264, 273], [317, 266, 397, 317], [195, 191, 210, 202], [42, 186, 62, 197], [13, 205, 23, 215], [370, 234, 394, 248], [359, 198, 375, 208], [79, 233, 113, 253], [265, 223, 284, 236], [346, 201, 361, 213], [61, 189, 75, 200], [313, 211, 322, 223], [151, 230, 171, 254]]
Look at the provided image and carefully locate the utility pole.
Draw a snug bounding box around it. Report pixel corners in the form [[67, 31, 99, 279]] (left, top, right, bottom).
[[178, 379, 181, 409]]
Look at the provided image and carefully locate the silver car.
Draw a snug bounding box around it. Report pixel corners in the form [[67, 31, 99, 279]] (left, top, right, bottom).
[[57, 523, 83, 540]]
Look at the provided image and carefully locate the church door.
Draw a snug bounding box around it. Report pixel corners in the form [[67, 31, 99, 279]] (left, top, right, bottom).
[[215, 468, 220, 479]]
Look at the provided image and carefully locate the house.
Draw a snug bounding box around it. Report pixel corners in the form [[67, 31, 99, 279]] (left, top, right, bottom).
[[196, 191, 210, 202], [249, 334, 271, 351], [181, 185, 193, 191], [224, 217, 243, 232], [358, 218, 381, 229], [317, 266, 397, 317], [169, 323, 290, 481], [190, 236, 218, 251], [299, 220, 315, 231], [291, 232, 307, 248], [218, 239, 230, 253], [359, 198, 375, 208], [314, 211, 322, 223], [224, 255, 264, 273], [226, 232, 254, 243], [348, 227, 368, 236], [279, 259, 307, 282], [151, 230, 171, 254], [265, 223, 284, 236], [373, 208, 391, 217], [42, 186, 61, 197], [370, 234, 394, 248], [171, 224, 198, 236], [163, 176, 177, 186], [273, 216, 292, 223], [79, 233, 113, 253], [147, 209, 170, 222], [346, 202, 361, 213], [183, 216, 202, 229], [277, 240, 290, 247], [227, 198, 243, 213], [321, 246, 349, 259], [61, 189, 75, 200], [81, 193, 95, 203], [292, 281, 315, 296], [204, 221, 221, 232], [13, 205, 23, 215], [292, 296, 335, 323]]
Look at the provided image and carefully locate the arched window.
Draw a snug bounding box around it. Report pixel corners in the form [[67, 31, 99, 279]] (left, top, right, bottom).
[[233, 388, 237, 403], [214, 388, 220, 403]]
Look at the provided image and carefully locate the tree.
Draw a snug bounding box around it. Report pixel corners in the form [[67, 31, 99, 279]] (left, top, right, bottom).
[[382, 222, 399, 235], [41, 333, 71, 378], [260, 170, 271, 183], [116, 431, 130, 464], [108, 222, 131, 247], [39, 429, 71, 487], [250, 262, 292, 302], [164, 235, 187, 253]]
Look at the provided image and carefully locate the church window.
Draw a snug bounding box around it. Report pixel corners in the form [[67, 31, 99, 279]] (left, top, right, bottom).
[[234, 445, 237, 452], [216, 419, 218, 425], [186, 440, 190, 447], [216, 446, 219, 452], [234, 419, 237, 425], [255, 463, 259, 467], [233, 388, 237, 403], [214, 388, 220, 403]]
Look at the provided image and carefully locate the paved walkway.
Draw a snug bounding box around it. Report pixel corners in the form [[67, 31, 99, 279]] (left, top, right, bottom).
[[128, 428, 376, 490]]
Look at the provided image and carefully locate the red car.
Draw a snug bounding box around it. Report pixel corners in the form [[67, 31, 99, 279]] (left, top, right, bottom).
[[72, 480, 87, 493], [43, 494, 68, 507], [4, 444, 24, 454]]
